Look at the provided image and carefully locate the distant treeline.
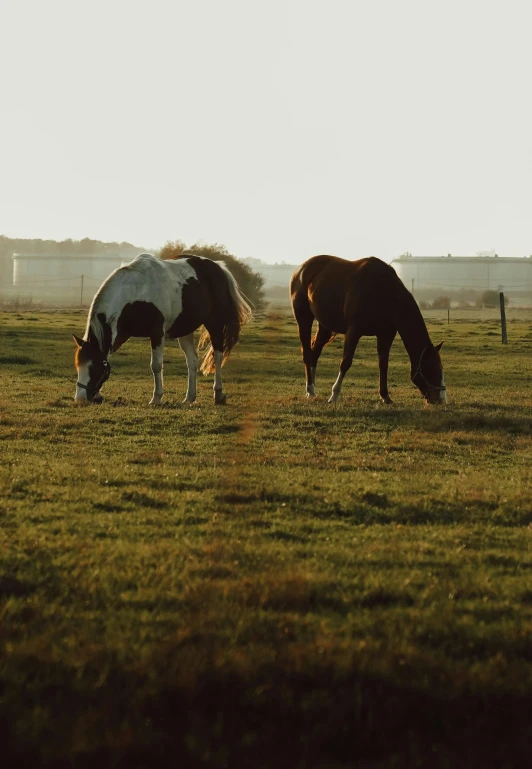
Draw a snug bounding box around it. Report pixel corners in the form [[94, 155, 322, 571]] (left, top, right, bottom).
[[0, 235, 266, 310], [0, 235, 142, 258]]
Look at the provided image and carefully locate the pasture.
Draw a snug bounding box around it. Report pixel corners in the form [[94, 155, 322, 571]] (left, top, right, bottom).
[[1, 307, 531, 768]]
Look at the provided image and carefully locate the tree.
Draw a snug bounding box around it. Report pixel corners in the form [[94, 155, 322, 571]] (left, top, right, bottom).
[[158, 240, 265, 310], [432, 295, 451, 309]]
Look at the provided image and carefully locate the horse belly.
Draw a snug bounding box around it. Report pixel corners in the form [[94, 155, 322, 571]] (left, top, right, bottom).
[[166, 311, 201, 339], [116, 301, 165, 339], [310, 302, 347, 334]]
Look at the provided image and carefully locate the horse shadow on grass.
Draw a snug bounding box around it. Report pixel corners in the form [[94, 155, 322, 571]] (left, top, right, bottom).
[[215, 488, 531, 527], [287, 398, 532, 437]]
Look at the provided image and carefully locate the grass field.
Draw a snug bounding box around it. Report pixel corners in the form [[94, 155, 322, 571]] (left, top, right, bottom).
[[1, 307, 531, 768]]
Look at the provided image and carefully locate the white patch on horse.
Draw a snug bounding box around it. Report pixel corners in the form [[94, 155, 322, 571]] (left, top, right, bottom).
[[75, 363, 91, 400], [328, 372, 344, 403], [440, 373, 447, 403], [85, 254, 198, 348], [306, 366, 316, 397]]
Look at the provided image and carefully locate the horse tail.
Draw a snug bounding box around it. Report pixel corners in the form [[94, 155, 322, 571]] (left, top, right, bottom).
[[198, 261, 253, 375], [289, 264, 305, 302]]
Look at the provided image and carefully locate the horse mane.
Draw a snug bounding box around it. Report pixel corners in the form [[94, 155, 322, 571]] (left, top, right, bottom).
[[82, 268, 124, 352], [198, 261, 253, 374]]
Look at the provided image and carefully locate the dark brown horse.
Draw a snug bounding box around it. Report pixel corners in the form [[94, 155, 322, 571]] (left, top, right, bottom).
[[290, 255, 446, 405]]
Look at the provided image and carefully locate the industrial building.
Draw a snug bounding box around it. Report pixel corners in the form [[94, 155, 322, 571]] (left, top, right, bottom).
[[12, 253, 128, 286], [390, 254, 532, 296], [6, 252, 134, 305]]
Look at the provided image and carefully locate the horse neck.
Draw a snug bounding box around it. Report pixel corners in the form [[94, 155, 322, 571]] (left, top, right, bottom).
[[86, 295, 112, 358], [395, 295, 431, 365]]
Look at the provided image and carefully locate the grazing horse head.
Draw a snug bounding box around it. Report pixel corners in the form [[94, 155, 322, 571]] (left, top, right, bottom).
[[411, 341, 446, 404], [73, 334, 110, 403]]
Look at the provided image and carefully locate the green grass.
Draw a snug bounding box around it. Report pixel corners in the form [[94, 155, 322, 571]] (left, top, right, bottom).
[[0, 308, 531, 768]]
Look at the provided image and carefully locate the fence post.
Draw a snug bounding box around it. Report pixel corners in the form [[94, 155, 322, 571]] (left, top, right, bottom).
[[499, 292, 508, 344], [447, 308, 450, 324], [80, 274, 84, 307]]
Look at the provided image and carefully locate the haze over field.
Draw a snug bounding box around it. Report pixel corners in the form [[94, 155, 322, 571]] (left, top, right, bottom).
[[1, 0, 531, 263]]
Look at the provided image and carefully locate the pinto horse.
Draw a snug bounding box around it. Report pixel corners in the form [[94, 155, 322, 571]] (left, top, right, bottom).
[[73, 253, 252, 404], [290, 255, 446, 405]]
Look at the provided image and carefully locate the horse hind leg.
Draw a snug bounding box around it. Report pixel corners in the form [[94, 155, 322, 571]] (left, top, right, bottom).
[[178, 333, 198, 403], [203, 324, 227, 405], [292, 299, 316, 397], [213, 350, 226, 404], [311, 324, 334, 391]]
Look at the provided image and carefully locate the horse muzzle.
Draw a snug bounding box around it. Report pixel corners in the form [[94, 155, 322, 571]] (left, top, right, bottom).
[[75, 384, 104, 403], [425, 388, 447, 405]]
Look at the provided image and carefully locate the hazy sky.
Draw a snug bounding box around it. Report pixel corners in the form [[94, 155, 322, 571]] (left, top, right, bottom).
[[1, 0, 531, 263]]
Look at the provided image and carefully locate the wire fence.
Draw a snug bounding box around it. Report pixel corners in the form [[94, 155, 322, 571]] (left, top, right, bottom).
[[0, 274, 105, 308], [3, 274, 532, 315]]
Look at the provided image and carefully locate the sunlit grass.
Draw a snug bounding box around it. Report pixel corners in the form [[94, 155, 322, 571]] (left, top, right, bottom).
[[0, 308, 531, 767]]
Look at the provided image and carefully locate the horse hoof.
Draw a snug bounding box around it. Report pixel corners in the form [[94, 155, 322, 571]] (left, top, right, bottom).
[[149, 399, 163, 406], [306, 391, 316, 398], [214, 392, 227, 405], [183, 397, 196, 404], [328, 395, 339, 404]]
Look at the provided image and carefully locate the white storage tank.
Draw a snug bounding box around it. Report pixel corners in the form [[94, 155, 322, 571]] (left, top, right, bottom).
[[391, 254, 532, 294], [11, 253, 135, 303]]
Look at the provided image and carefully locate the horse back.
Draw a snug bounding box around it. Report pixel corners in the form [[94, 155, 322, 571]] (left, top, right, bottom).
[[292, 255, 406, 335]]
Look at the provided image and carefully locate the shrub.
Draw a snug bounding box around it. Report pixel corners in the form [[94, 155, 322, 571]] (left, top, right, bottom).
[[432, 296, 451, 309], [479, 290, 509, 308]]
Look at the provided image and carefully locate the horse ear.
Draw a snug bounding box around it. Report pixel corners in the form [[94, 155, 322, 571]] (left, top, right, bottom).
[[73, 334, 84, 347], [434, 341, 444, 352]]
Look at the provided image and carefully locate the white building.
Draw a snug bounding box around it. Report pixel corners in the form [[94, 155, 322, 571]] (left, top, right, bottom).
[[391, 254, 532, 294], [12, 253, 131, 286], [10, 253, 135, 304]]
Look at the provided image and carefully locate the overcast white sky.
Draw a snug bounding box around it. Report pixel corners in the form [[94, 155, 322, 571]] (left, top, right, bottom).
[[1, 0, 531, 263]]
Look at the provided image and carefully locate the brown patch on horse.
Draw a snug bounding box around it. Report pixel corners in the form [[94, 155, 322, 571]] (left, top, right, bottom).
[[175, 256, 250, 375], [97, 313, 113, 355], [166, 278, 209, 339], [115, 302, 165, 350]]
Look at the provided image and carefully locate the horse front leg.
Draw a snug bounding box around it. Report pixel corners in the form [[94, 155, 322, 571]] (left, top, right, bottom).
[[178, 333, 198, 403], [377, 333, 395, 404], [328, 327, 360, 404], [149, 339, 164, 405]]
